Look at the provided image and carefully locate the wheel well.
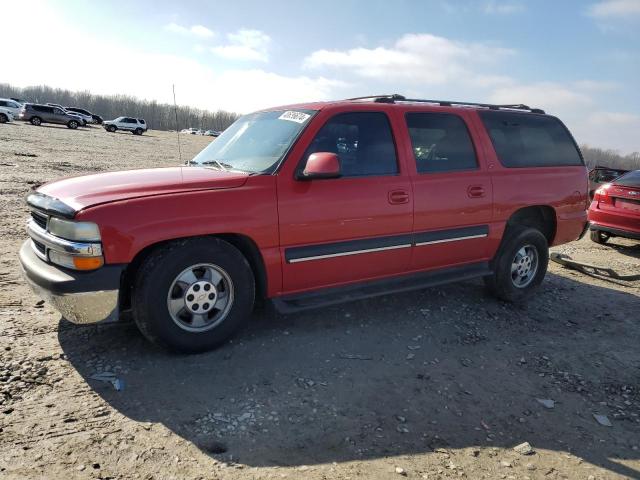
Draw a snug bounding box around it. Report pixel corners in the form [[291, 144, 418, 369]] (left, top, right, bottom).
[[118, 234, 268, 312], [505, 206, 557, 244]]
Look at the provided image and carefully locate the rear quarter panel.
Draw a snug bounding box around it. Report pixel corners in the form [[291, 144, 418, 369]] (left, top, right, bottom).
[[469, 111, 588, 251]]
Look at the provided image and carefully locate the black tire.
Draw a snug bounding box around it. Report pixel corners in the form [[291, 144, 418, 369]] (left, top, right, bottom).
[[132, 237, 255, 353], [106, 125, 116, 133], [590, 229, 610, 244], [133, 128, 143, 135], [0, 114, 7, 124], [30, 116, 42, 126], [67, 120, 78, 129], [484, 226, 549, 302]]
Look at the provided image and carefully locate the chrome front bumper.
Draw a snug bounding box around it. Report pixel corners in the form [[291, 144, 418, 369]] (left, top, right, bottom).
[[19, 241, 124, 324]]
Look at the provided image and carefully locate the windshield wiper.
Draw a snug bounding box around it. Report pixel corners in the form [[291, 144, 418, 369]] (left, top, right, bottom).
[[201, 159, 229, 171]]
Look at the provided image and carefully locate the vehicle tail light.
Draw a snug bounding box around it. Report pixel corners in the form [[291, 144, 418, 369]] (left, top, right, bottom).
[[593, 185, 611, 205]]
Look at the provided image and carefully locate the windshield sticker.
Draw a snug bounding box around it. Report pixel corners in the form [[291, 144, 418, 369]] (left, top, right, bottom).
[[278, 111, 311, 124]]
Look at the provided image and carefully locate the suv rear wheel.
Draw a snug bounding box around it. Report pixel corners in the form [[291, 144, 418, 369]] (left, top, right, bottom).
[[67, 120, 78, 129], [0, 113, 7, 123], [485, 226, 548, 302], [30, 116, 42, 126], [132, 238, 255, 353], [589, 229, 610, 244]]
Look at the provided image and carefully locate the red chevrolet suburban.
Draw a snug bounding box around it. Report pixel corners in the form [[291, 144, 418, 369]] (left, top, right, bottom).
[[20, 95, 589, 352]]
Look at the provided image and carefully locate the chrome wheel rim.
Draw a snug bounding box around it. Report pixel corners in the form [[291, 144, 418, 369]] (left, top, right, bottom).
[[166, 263, 234, 332], [511, 244, 539, 288]]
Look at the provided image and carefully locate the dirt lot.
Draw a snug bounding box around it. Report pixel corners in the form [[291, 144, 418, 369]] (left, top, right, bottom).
[[0, 121, 639, 480]]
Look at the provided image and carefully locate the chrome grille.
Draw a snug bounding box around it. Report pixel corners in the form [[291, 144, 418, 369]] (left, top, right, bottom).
[[33, 240, 46, 255], [31, 211, 48, 230]]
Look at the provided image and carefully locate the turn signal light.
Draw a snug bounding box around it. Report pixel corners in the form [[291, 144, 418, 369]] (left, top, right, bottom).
[[72, 256, 104, 270]]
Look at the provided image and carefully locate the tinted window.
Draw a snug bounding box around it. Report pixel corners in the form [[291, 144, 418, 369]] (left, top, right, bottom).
[[479, 111, 583, 168], [33, 105, 53, 113], [406, 113, 477, 173], [304, 112, 397, 177], [615, 170, 640, 188], [0, 101, 6, 107]]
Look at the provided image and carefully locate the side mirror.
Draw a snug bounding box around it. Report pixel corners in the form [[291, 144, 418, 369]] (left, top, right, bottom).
[[300, 152, 341, 180]]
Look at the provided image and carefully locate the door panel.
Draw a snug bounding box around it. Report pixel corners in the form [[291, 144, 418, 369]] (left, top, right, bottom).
[[403, 111, 493, 271], [277, 110, 413, 293], [278, 176, 413, 292]]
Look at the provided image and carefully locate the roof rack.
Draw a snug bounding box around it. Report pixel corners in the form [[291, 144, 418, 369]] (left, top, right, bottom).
[[345, 94, 545, 114]]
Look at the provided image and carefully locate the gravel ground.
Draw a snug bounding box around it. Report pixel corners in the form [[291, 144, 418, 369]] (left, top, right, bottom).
[[0, 121, 639, 480]]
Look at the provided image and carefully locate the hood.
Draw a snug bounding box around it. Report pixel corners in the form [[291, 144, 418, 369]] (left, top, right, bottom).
[[37, 167, 249, 213]]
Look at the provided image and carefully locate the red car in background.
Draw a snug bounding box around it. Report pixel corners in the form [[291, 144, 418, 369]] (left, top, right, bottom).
[[589, 170, 640, 244]]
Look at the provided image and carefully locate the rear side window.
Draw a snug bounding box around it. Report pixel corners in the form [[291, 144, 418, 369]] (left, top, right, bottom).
[[615, 170, 640, 187], [479, 111, 582, 168], [406, 113, 477, 173], [304, 112, 398, 177]]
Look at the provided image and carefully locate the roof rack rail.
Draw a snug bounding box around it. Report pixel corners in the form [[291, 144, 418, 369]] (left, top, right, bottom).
[[346, 94, 407, 103], [345, 94, 545, 114]]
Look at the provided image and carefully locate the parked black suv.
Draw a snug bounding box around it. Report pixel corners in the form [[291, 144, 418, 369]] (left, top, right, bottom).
[[18, 104, 83, 129]]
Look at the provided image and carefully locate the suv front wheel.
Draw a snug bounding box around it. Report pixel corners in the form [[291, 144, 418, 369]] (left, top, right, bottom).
[[67, 120, 79, 129], [132, 238, 255, 353], [106, 125, 116, 133], [133, 128, 143, 135], [485, 226, 548, 302]]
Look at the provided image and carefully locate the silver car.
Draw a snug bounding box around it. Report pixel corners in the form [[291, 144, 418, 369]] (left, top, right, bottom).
[[19, 104, 83, 129]]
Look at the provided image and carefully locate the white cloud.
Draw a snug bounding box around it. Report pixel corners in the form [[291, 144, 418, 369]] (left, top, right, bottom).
[[572, 79, 619, 91], [488, 82, 593, 110], [304, 33, 514, 87], [211, 29, 271, 62], [588, 0, 640, 18], [483, 1, 525, 14], [1, 2, 339, 114], [165, 22, 215, 38]]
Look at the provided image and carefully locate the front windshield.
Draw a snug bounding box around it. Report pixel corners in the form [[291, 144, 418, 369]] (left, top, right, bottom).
[[189, 109, 316, 173]]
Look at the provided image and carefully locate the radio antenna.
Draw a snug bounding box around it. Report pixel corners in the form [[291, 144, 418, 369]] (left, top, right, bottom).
[[172, 84, 183, 164]]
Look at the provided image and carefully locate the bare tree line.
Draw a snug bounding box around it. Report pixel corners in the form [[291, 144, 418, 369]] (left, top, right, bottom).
[[2, 84, 639, 171], [0, 84, 240, 132], [580, 145, 640, 171]]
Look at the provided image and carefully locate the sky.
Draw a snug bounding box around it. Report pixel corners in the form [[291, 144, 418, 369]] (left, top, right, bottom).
[[2, 0, 640, 153]]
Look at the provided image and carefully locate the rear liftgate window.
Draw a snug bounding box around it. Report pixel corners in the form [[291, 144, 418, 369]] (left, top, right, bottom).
[[479, 111, 583, 168]]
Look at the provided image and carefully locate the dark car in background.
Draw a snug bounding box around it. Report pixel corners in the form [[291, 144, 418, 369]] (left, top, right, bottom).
[[18, 103, 83, 129], [588, 166, 628, 200], [65, 107, 100, 125]]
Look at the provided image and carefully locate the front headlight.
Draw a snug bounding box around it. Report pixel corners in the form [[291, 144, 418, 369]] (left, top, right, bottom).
[[48, 217, 101, 241]]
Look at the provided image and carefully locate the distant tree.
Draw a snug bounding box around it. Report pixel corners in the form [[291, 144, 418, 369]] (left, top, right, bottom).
[[0, 83, 240, 132], [580, 145, 640, 171]]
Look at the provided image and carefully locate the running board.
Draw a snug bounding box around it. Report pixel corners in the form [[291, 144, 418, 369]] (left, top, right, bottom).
[[272, 262, 492, 314]]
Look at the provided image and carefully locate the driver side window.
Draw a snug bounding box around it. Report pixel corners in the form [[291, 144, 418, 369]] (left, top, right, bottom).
[[303, 112, 398, 177]]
